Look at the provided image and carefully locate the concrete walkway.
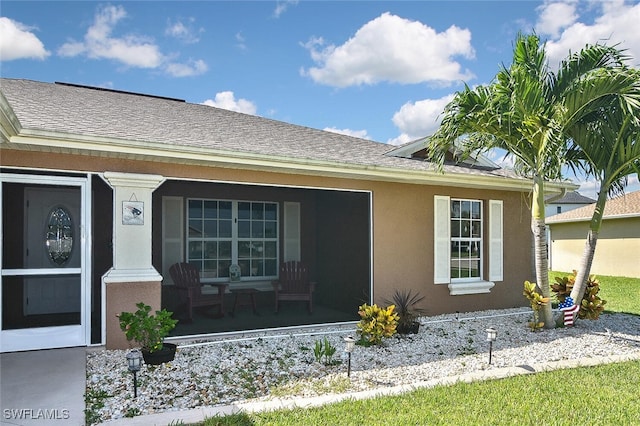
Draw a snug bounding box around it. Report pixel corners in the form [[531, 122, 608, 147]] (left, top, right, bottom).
[[0, 347, 86, 426]]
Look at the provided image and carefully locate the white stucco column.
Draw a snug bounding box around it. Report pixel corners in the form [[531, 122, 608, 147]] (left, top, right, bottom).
[[101, 172, 165, 349], [102, 171, 165, 282]]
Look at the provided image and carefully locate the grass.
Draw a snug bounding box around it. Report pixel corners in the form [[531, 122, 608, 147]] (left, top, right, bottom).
[[200, 360, 640, 425], [194, 272, 640, 426], [549, 270, 640, 314]]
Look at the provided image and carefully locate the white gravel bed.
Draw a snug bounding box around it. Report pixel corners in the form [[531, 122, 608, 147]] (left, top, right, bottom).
[[86, 308, 640, 424]]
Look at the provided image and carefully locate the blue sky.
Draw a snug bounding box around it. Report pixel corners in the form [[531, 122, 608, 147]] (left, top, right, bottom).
[[1, 0, 639, 197]]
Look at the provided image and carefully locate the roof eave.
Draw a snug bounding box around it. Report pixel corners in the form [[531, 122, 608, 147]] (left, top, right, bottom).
[[2, 130, 569, 193], [548, 212, 640, 224]]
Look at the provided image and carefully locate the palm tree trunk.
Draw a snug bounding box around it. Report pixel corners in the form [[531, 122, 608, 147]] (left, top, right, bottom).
[[570, 189, 607, 308], [531, 177, 553, 328]]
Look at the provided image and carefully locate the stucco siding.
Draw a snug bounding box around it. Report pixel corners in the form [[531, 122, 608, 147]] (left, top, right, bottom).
[[3, 148, 534, 317], [549, 218, 640, 277]]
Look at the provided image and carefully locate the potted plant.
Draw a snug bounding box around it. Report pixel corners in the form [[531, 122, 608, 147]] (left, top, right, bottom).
[[118, 302, 179, 365], [385, 289, 426, 334]]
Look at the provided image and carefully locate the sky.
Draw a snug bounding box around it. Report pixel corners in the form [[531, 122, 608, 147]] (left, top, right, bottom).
[[1, 0, 639, 197]]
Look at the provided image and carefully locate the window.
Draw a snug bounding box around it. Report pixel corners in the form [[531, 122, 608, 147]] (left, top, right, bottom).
[[557, 206, 562, 214], [187, 199, 278, 281], [450, 199, 482, 280], [434, 196, 502, 295]]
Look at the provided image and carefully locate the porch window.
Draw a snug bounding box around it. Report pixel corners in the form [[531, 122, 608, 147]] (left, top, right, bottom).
[[434, 196, 502, 295], [187, 199, 279, 281]]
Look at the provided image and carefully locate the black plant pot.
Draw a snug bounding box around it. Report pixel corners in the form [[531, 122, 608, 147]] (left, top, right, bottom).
[[142, 343, 177, 365], [397, 321, 420, 335]]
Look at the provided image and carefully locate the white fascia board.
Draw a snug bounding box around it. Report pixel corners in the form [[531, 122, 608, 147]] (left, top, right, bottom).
[[0, 92, 21, 143], [6, 130, 553, 192]]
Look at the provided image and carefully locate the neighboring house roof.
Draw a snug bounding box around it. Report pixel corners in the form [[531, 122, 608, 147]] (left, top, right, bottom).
[[546, 191, 595, 205], [547, 190, 640, 223], [0, 78, 571, 193]]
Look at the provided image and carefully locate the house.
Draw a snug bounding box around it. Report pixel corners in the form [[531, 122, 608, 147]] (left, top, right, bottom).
[[0, 79, 571, 352], [547, 190, 640, 278], [545, 191, 595, 217]]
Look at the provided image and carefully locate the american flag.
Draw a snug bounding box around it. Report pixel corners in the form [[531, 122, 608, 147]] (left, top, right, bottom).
[[559, 297, 580, 326]]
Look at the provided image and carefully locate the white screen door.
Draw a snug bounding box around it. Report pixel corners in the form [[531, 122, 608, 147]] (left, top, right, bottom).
[[1, 174, 90, 352]]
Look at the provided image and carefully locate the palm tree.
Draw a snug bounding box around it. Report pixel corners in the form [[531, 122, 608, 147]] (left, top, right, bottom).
[[428, 33, 637, 328], [567, 84, 640, 308]]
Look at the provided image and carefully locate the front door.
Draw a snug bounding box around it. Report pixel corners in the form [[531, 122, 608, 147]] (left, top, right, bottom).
[[1, 174, 90, 352]]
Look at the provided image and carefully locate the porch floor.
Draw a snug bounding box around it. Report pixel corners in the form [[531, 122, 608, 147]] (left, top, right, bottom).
[[167, 291, 357, 337]]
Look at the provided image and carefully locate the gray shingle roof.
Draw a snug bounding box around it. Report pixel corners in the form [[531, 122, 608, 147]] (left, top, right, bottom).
[[547, 190, 640, 223], [1, 78, 523, 182], [546, 191, 595, 204]]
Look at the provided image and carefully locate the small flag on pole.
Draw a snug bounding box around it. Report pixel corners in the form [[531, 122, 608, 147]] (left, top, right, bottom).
[[559, 297, 579, 326]]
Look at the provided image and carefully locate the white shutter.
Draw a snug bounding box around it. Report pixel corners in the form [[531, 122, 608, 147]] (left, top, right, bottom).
[[162, 196, 183, 284], [489, 199, 503, 282], [434, 195, 451, 284], [283, 201, 301, 262]]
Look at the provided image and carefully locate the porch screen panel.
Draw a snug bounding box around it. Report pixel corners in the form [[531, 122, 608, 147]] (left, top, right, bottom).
[[162, 196, 183, 284]]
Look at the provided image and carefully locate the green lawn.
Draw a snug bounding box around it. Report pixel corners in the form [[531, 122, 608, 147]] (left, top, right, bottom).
[[197, 273, 640, 426], [550, 270, 640, 314]]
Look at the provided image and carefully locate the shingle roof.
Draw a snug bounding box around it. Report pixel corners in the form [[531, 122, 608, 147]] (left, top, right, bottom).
[[0, 78, 526, 184], [547, 190, 640, 223], [546, 191, 595, 205]]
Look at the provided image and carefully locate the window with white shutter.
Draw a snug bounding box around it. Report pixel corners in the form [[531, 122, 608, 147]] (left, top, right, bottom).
[[283, 201, 301, 262], [488, 200, 503, 282], [433, 195, 502, 295]]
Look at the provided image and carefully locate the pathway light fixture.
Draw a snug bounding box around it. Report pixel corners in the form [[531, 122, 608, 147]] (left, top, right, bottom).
[[344, 336, 355, 378], [126, 349, 142, 398], [486, 327, 497, 365]]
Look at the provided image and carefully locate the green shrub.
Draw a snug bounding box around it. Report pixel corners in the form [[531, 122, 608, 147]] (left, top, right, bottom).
[[551, 270, 607, 320], [118, 302, 178, 352], [356, 303, 398, 345], [523, 281, 550, 331], [384, 289, 426, 334]]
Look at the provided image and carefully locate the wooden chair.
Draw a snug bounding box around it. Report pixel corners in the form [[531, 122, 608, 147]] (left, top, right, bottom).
[[169, 262, 228, 321], [271, 261, 316, 313]]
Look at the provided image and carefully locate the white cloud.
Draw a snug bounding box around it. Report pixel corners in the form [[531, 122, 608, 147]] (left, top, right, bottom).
[[165, 18, 201, 44], [302, 12, 475, 88], [57, 5, 207, 77], [535, 1, 579, 38], [323, 127, 371, 139], [574, 173, 640, 199], [235, 32, 247, 50], [273, 0, 299, 18], [165, 59, 208, 77], [486, 148, 516, 169], [542, 0, 640, 67], [58, 5, 163, 67], [0, 17, 50, 61], [387, 94, 455, 145], [202, 91, 257, 115]]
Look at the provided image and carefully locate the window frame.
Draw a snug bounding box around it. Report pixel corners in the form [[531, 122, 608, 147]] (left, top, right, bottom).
[[433, 195, 501, 295], [449, 198, 483, 282], [186, 198, 279, 283]]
